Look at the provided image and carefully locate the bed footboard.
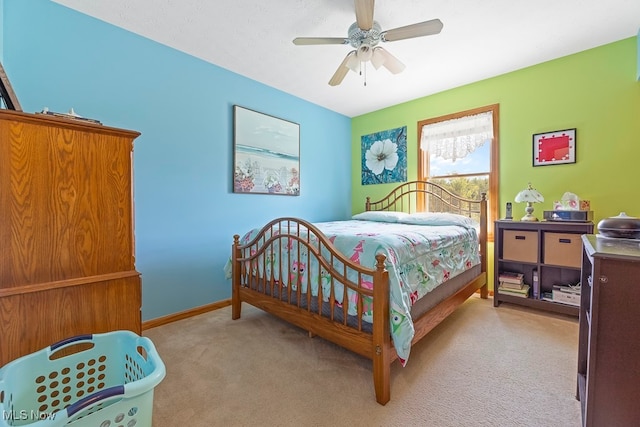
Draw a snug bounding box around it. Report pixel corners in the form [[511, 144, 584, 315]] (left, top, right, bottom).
[[231, 218, 390, 363]]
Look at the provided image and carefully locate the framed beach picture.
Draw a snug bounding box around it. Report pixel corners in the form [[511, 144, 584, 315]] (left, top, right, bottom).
[[233, 105, 300, 195]]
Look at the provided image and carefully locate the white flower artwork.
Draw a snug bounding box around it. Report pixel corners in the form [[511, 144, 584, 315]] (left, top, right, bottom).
[[361, 126, 407, 185], [365, 139, 399, 175]]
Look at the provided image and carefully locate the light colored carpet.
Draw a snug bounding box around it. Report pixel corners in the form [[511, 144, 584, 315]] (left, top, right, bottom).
[[144, 296, 581, 426]]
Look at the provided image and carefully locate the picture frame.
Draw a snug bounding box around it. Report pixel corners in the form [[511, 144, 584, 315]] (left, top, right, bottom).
[[361, 125, 407, 185], [233, 105, 300, 195], [0, 61, 22, 111], [533, 128, 576, 166]]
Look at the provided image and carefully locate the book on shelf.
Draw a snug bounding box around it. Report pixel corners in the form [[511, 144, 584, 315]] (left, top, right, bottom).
[[499, 283, 530, 298], [498, 271, 524, 284], [532, 269, 540, 299], [499, 280, 524, 290], [499, 283, 530, 294]]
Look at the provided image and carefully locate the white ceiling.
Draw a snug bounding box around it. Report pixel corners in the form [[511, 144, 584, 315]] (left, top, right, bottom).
[[53, 0, 640, 117]]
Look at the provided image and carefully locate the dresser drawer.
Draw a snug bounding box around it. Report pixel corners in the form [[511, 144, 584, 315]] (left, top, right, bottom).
[[544, 232, 582, 267], [503, 230, 538, 263]]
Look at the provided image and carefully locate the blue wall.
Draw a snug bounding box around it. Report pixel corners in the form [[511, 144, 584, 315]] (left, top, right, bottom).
[[0, 0, 4, 60], [2, 0, 352, 320]]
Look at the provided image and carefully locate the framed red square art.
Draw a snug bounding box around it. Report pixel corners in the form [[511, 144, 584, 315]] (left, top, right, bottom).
[[533, 128, 576, 166]]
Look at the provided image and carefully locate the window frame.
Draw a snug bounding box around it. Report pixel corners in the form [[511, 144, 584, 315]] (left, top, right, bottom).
[[417, 104, 499, 241]]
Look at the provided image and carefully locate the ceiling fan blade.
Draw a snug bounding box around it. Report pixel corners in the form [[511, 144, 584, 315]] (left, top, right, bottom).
[[355, 0, 375, 30], [329, 51, 357, 86], [293, 37, 349, 45], [381, 19, 443, 42], [371, 47, 405, 74]]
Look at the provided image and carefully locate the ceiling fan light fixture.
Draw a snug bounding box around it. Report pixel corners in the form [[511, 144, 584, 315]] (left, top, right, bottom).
[[346, 51, 360, 72], [371, 47, 386, 69], [356, 43, 373, 62], [371, 47, 406, 74]]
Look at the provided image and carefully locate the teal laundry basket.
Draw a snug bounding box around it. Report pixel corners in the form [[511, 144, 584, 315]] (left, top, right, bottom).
[[0, 331, 166, 427]]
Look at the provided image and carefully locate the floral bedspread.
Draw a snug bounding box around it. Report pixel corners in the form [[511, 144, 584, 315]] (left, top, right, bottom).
[[225, 216, 480, 366]]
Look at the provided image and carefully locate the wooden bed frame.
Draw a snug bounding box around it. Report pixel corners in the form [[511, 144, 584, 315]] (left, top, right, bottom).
[[231, 181, 488, 405]]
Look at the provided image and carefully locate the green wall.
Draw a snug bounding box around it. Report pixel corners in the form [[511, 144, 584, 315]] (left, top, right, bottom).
[[352, 37, 640, 226]]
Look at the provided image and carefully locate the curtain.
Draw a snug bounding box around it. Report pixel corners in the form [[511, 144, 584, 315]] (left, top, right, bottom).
[[420, 111, 493, 162]]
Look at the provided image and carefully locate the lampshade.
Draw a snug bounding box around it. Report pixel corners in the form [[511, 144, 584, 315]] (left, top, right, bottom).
[[347, 44, 374, 73], [515, 183, 544, 221], [515, 184, 544, 203], [357, 43, 373, 62], [346, 52, 360, 73], [346, 46, 407, 76], [371, 47, 406, 74]]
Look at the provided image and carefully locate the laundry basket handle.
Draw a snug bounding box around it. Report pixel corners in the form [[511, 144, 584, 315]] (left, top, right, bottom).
[[50, 334, 93, 351], [65, 385, 125, 417]]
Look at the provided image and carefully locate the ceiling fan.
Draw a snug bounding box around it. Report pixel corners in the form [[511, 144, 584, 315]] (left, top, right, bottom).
[[292, 0, 443, 86]]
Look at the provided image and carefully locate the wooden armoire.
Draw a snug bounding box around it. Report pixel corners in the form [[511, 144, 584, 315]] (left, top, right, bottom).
[[0, 109, 141, 366]]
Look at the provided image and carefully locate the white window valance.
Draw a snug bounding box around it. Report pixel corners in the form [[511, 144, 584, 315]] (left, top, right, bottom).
[[420, 111, 494, 162]]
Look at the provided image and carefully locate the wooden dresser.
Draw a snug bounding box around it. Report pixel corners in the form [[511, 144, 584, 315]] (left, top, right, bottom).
[[577, 234, 640, 426], [0, 110, 141, 366]]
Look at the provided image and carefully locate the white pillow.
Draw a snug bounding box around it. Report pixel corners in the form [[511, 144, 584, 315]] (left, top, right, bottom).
[[400, 212, 478, 228], [351, 211, 410, 223]]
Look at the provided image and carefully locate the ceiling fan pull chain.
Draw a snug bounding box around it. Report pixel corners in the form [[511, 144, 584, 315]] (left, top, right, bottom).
[[364, 62, 367, 86]]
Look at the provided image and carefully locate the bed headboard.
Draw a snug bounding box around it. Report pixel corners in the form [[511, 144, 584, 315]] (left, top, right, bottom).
[[365, 180, 486, 218], [366, 180, 487, 274]]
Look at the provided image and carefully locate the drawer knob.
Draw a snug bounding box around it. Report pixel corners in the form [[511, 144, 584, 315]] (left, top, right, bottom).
[[599, 275, 608, 283]]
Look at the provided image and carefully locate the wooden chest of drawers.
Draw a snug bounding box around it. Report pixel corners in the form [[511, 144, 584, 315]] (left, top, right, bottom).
[[577, 235, 640, 426], [0, 110, 142, 366]]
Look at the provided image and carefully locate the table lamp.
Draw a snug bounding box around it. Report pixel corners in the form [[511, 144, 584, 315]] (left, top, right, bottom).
[[515, 183, 544, 221]]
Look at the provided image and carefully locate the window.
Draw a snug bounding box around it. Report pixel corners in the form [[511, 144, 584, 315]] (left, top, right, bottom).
[[418, 104, 499, 240]]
